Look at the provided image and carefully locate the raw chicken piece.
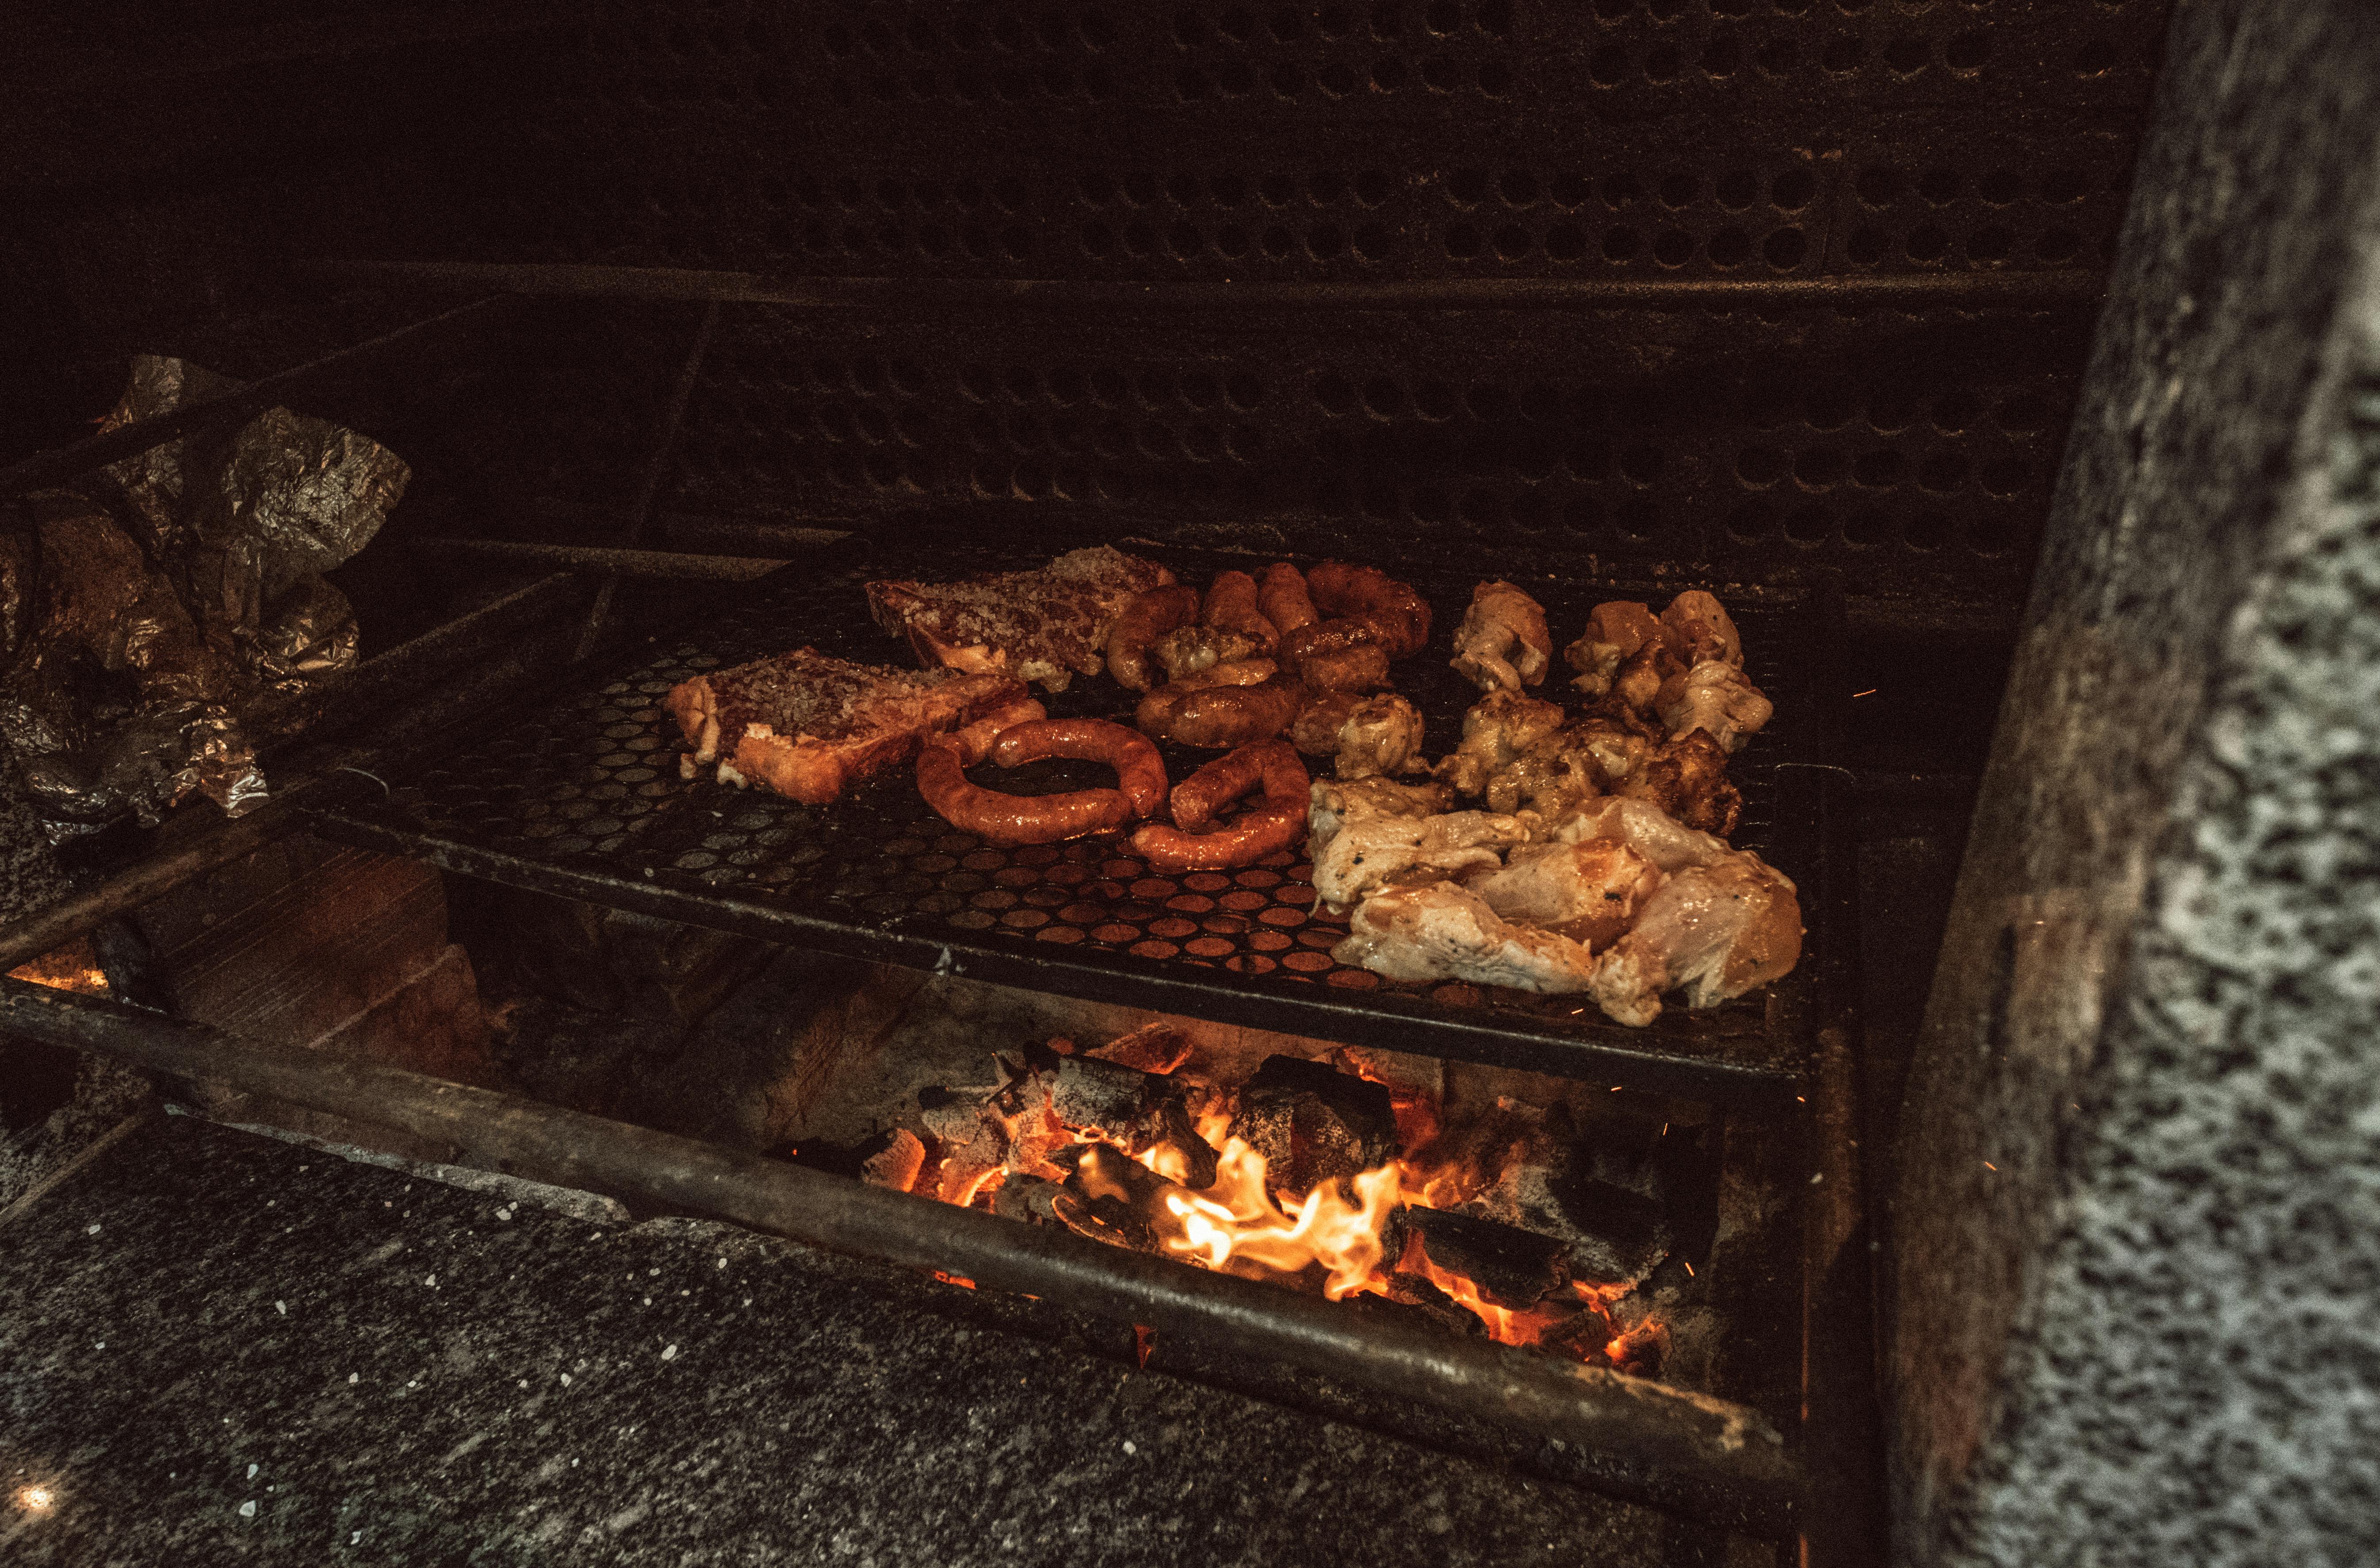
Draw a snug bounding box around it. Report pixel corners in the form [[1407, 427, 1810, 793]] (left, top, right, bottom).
[[1564, 601, 1666, 699], [1657, 591, 1743, 667], [1469, 839, 1665, 951], [1656, 660, 1774, 753], [1587, 852, 1802, 1026], [1307, 777, 1535, 914], [1332, 882, 1598, 992], [1450, 581, 1553, 693], [1539, 795, 1730, 872]]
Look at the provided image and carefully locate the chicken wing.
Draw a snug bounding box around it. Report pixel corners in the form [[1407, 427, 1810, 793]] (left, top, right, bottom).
[[1616, 730, 1743, 837], [1308, 777, 1534, 913], [1656, 659, 1774, 753], [1450, 581, 1553, 693], [1563, 601, 1666, 699], [1539, 795, 1730, 871]]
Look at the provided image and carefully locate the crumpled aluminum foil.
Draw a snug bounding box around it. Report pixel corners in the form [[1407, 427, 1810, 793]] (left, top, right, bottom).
[[97, 353, 239, 559], [1, 358, 408, 832]]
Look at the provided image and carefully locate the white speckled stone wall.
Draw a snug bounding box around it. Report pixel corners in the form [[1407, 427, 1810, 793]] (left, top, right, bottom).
[[1888, 4, 2380, 1563]]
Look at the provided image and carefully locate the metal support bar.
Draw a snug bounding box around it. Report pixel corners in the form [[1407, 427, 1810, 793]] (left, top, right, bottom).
[[0, 977, 1803, 1537], [0, 297, 510, 498], [396, 538, 792, 580], [300, 260, 2107, 313], [576, 301, 722, 661]]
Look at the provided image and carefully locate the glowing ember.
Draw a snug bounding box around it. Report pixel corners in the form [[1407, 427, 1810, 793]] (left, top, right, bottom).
[[17, 1486, 54, 1513], [898, 1045, 1667, 1372]]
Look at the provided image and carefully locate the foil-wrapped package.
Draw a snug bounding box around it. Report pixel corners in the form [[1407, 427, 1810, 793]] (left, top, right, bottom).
[[0, 357, 409, 832], [0, 490, 263, 831]]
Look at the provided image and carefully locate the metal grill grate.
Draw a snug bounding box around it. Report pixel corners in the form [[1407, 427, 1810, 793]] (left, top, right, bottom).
[[311, 545, 1826, 1102]]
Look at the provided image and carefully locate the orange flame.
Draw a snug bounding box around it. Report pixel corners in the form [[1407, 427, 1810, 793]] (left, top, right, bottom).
[[1153, 1137, 1403, 1300]]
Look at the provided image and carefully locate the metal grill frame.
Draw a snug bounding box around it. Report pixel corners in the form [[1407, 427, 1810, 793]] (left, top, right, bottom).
[[306, 537, 1838, 1106]]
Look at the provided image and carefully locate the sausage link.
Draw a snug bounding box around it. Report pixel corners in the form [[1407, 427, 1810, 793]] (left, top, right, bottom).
[[1169, 739, 1310, 831], [1133, 800, 1304, 872], [945, 697, 1047, 765], [989, 717, 1169, 817], [1134, 674, 1304, 749], [1132, 740, 1309, 871], [1200, 569, 1279, 655], [1307, 561, 1432, 659], [916, 738, 1133, 845], [1105, 585, 1202, 692], [1258, 562, 1319, 636]]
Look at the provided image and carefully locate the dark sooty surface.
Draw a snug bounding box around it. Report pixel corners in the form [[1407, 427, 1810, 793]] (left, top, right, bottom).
[[0, 1113, 1682, 1567]]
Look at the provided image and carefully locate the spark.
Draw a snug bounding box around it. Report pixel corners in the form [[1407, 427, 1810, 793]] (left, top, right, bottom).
[[1983, 1161, 1998, 1171], [1852, 688, 1878, 698], [18, 1486, 54, 1513]]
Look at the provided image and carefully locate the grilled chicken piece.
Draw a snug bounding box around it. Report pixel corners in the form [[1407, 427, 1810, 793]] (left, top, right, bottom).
[[1658, 590, 1743, 667], [1307, 776, 1531, 913], [1656, 660, 1774, 753], [1332, 882, 1598, 992], [865, 546, 1173, 692], [1539, 795, 1730, 871], [1616, 730, 1742, 837], [1292, 692, 1426, 779], [1435, 690, 1567, 798], [1450, 581, 1553, 693], [1564, 601, 1666, 699], [1469, 839, 1665, 952], [1587, 852, 1802, 1026]]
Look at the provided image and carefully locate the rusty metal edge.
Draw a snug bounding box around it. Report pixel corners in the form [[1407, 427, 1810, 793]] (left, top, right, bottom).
[[0, 977, 1805, 1537]]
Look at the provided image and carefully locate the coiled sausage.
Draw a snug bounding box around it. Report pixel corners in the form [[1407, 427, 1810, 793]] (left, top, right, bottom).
[[990, 717, 1168, 818], [1307, 561, 1431, 658], [1131, 740, 1311, 871], [916, 738, 1133, 846]]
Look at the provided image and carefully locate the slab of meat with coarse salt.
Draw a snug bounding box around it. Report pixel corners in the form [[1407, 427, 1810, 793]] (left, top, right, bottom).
[[864, 546, 1174, 691], [665, 647, 1034, 805]]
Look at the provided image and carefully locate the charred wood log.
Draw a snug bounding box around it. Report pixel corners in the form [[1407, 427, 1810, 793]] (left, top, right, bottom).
[[1227, 1053, 1397, 1197], [1381, 1271, 1491, 1337], [1404, 1204, 1573, 1308]]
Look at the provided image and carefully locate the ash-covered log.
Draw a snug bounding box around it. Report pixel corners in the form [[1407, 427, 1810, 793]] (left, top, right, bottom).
[[1404, 1205, 1573, 1308], [1228, 1054, 1397, 1196]]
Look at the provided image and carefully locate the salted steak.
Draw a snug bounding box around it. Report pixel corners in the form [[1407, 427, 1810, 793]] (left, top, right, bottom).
[[664, 647, 1027, 805], [864, 545, 1173, 692]]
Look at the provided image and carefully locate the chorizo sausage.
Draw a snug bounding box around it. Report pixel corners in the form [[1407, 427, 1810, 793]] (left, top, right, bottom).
[[915, 736, 1133, 846], [1281, 625, 1392, 693], [945, 697, 1047, 765], [1168, 738, 1310, 831], [1306, 561, 1432, 658], [1258, 562, 1319, 636], [1131, 740, 1311, 871], [1200, 569, 1279, 655], [1106, 584, 1202, 692], [989, 717, 1168, 818], [1134, 673, 1304, 749]]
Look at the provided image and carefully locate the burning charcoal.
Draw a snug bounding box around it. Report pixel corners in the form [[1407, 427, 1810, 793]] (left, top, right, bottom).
[[918, 1085, 1008, 1204], [1142, 1097, 1220, 1191], [1456, 1109, 1679, 1290], [1227, 1055, 1397, 1198], [1604, 1317, 1672, 1380], [1087, 1021, 1191, 1075], [1047, 1055, 1151, 1142], [1403, 1205, 1572, 1309], [993, 1173, 1064, 1225], [859, 1129, 927, 1193], [1054, 1144, 1177, 1253], [1381, 1272, 1490, 1338]]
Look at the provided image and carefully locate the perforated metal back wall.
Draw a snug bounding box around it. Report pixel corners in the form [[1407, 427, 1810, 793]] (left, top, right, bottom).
[[473, 0, 2173, 596]]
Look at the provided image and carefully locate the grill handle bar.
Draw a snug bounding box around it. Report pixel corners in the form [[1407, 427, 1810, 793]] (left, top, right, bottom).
[[0, 978, 1803, 1538]]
